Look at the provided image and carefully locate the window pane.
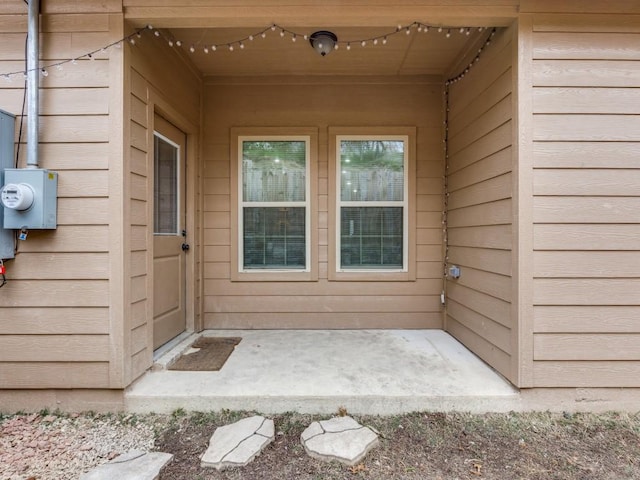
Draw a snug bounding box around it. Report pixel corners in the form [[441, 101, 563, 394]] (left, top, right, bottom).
[[154, 135, 178, 234], [243, 141, 306, 202], [340, 207, 403, 268], [243, 207, 306, 269], [340, 140, 404, 202]]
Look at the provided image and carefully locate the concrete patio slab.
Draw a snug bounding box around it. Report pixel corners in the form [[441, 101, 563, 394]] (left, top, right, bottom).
[[79, 450, 173, 480], [126, 330, 518, 414], [301, 416, 379, 466], [201, 415, 275, 470]]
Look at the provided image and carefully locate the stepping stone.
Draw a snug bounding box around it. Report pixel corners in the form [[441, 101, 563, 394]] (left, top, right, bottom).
[[79, 450, 173, 480], [301, 416, 379, 466], [201, 415, 274, 470]]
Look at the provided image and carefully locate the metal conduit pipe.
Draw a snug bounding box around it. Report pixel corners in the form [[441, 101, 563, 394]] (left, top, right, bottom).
[[26, 0, 40, 169]]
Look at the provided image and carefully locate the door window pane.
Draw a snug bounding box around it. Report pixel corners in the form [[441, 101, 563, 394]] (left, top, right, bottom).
[[154, 134, 179, 234]]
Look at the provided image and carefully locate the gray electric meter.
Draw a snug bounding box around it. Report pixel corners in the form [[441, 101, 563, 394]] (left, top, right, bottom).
[[1, 183, 35, 210], [1, 169, 57, 229]]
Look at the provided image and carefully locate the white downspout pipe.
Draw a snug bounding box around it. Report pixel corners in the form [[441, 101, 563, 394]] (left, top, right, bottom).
[[26, 0, 40, 169]]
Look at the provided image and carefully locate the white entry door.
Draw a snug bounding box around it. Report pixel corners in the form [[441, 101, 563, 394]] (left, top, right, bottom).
[[153, 115, 187, 349]]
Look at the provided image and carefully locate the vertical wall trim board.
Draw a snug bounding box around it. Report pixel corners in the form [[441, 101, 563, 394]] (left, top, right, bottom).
[[107, 13, 127, 388], [513, 15, 535, 388]]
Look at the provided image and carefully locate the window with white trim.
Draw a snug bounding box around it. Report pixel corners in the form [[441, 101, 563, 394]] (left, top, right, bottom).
[[238, 136, 310, 271], [336, 136, 409, 271]]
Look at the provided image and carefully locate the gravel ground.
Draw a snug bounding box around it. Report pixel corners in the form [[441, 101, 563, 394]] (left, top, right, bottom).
[[0, 412, 157, 480]]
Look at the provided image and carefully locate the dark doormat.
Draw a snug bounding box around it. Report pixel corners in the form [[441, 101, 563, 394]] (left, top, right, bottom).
[[168, 337, 242, 371]]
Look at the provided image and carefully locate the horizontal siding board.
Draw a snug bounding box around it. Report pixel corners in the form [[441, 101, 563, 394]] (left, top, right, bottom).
[[533, 197, 640, 223], [131, 324, 148, 356], [447, 282, 511, 328], [447, 316, 511, 378], [532, 13, 640, 33], [206, 295, 441, 313], [448, 68, 512, 134], [448, 95, 512, 154], [0, 87, 109, 115], [448, 37, 512, 114], [448, 246, 511, 276], [448, 225, 511, 250], [447, 121, 512, 173], [534, 279, 640, 305], [533, 142, 640, 169], [204, 311, 443, 329], [534, 169, 640, 196], [203, 278, 442, 297], [0, 362, 110, 389], [16, 226, 109, 252], [533, 114, 640, 141], [131, 250, 147, 277], [532, 32, 640, 60], [18, 115, 110, 144], [448, 172, 512, 209], [130, 198, 147, 226], [522, 1, 640, 14], [533, 87, 640, 114], [203, 228, 229, 246], [57, 198, 109, 225], [447, 147, 512, 191], [447, 299, 511, 353], [0, 280, 109, 307], [0, 335, 109, 362], [534, 306, 640, 333], [534, 224, 640, 250], [57, 170, 108, 197], [534, 251, 640, 278], [9, 253, 109, 279], [0, 307, 109, 334], [534, 333, 640, 361], [416, 228, 441, 245], [416, 261, 442, 279], [203, 262, 230, 279], [2, 60, 109, 88], [533, 361, 640, 387], [17, 142, 109, 171], [450, 267, 511, 302], [447, 198, 512, 228], [532, 60, 640, 87]]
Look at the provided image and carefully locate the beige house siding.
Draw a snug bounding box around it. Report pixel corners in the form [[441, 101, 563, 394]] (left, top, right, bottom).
[[530, 14, 640, 387], [202, 78, 444, 329], [0, 6, 119, 388], [126, 27, 202, 381], [445, 26, 515, 381]]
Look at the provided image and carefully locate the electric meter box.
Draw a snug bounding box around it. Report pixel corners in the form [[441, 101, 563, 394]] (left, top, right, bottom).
[[2, 168, 57, 229], [0, 109, 15, 259]]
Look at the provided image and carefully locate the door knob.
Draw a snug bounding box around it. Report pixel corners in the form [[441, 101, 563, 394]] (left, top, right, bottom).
[[181, 243, 190, 251]]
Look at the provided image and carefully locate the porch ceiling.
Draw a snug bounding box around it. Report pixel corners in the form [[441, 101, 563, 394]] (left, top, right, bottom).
[[164, 25, 486, 77]]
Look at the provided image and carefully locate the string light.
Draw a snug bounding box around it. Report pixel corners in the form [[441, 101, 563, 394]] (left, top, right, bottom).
[[0, 22, 495, 83], [441, 27, 497, 292]]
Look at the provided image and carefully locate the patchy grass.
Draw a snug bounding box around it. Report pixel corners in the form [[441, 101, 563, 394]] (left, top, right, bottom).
[[154, 410, 640, 479]]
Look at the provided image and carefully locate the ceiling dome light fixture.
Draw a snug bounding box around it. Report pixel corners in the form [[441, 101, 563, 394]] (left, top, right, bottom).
[[309, 30, 338, 56]]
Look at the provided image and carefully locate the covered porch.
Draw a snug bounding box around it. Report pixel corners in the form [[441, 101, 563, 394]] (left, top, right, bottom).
[[126, 330, 517, 414]]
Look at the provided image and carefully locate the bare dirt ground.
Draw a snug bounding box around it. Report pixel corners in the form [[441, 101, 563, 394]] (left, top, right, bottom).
[[2, 409, 639, 479], [156, 410, 640, 480]]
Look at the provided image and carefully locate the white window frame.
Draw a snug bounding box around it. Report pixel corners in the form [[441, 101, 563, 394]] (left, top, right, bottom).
[[237, 135, 311, 274], [335, 135, 409, 273]]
